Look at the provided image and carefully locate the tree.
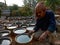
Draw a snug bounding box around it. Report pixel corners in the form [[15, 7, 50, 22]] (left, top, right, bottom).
[[18, 4, 33, 16], [24, 0, 28, 5], [9, 4, 18, 10], [0, 2, 5, 9], [12, 4, 19, 10], [4, 0, 7, 9], [45, 0, 60, 11], [0, 8, 1, 17]]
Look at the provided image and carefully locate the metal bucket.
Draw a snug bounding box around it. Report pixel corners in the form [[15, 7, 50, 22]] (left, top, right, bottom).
[[15, 34, 33, 44], [7, 25, 18, 29], [0, 37, 12, 45], [0, 30, 11, 37], [13, 28, 26, 34], [4, 23, 12, 27], [26, 26, 34, 31], [29, 23, 35, 26]]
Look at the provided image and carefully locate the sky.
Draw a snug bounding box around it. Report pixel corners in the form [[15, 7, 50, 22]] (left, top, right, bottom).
[[0, 0, 24, 6]]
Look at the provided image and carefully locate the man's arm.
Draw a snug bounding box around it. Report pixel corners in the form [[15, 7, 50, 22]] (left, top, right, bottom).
[[33, 19, 41, 32], [48, 11, 56, 32]]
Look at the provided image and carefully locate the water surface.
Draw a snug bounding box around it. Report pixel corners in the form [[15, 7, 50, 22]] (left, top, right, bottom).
[[1, 40, 11, 45], [14, 29, 26, 34], [16, 35, 31, 43]]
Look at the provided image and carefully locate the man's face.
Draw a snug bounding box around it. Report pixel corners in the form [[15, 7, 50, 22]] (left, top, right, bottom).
[[36, 8, 46, 18]]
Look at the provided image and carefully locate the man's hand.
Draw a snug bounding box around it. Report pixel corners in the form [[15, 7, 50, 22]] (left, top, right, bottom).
[[28, 30, 35, 35], [27, 30, 35, 37], [39, 30, 51, 42]]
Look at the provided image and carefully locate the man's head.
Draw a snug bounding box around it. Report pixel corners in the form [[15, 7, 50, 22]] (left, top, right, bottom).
[[35, 2, 46, 18]]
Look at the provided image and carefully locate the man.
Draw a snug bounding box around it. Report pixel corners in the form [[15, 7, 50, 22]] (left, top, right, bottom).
[[28, 1, 56, 45]]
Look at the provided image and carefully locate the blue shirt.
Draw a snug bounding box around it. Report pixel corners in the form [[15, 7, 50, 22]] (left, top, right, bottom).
[[34, 10, 56, 32]]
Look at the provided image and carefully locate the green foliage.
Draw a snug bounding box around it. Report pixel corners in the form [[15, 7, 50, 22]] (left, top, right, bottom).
[[9, 4, 18, 10], [45, 0, 60, 11], [36, 0, 42, 2], [12, 4, 18, 10], [24, 0, 28, 5], [0, 9, 1, 17], [36, 0, 60, 11], [0, 2, 5, 9], [18, 4, 33, 16]]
